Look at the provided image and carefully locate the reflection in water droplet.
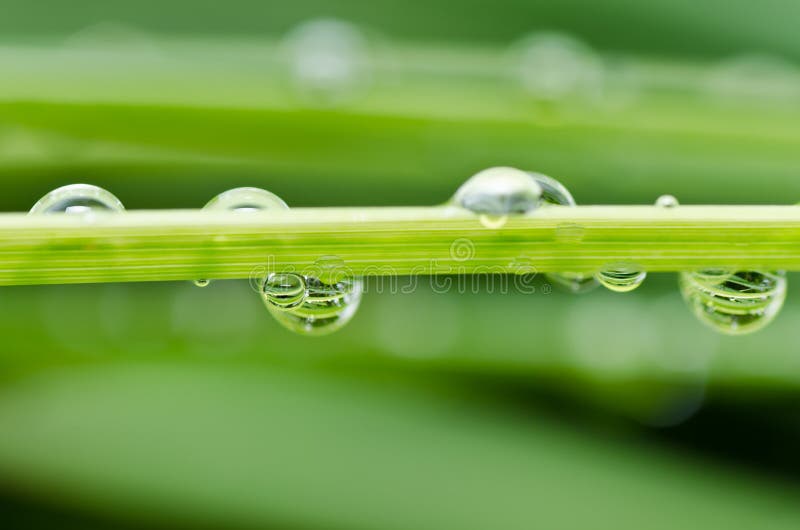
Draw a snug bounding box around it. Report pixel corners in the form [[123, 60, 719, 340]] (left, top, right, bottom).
[[511, 32, 604, 100], [29, 184, 125, 214], [195, 187, 288, 288], [283, 18, 369, 104], [596, 263, 646, 293], [655, 194, 679, 208], [262, 272, 307, 310], [680, 270, 787, 335], [265, 276, 363, 336], [452, 167, 543, 223]]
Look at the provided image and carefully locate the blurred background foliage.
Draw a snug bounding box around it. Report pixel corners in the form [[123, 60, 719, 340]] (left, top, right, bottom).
[[1, 1, 800, 528]]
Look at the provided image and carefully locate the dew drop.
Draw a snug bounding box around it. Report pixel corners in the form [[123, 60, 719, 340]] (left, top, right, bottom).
[[680, 269, 787, 335], [452, 167, 543, 225], [29, 184, 125, 215], [596, 262, 646, 293], [655, 194, 679, 208], [261, 272, 307, 310], [196, 187, 288, 287], [265, 275, 363, 336], [546, 271, 598, 294]]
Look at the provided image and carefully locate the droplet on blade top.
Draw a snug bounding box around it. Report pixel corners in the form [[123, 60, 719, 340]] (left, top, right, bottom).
[[195, 187, 289, 287], [265, 276, 363, 336], [655, 194, 679, 208], [262, 272, 307, 310], [29, 184, 125, 214], [452, 166, 543, 228], [679, 270, 787, 335], [596, 262, 646, 293], [524, 172, 600, 293]]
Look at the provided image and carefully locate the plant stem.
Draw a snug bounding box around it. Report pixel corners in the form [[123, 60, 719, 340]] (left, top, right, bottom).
[[2, 204, 799, 285]]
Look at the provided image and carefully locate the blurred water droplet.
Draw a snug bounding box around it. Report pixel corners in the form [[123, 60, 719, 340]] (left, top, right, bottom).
[[452, 167, 543, 226], [596, 262, 646, 293], [511, 32, 604, 100], [29, 184, 125, 214], [655, 194, 679, 208], [266, 275, 363, 336], [283, 19, 370, 105], [705, 54, 800, 104], [196, 187, 288, 287], [680, 270, 787, 335], [261, 272, 307, 310]]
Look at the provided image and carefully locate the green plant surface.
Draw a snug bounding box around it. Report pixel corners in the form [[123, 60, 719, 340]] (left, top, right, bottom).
[[1, 205, 799, 285]]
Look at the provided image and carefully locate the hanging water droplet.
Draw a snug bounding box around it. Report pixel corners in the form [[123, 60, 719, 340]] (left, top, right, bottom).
[[679, 269, 787, 335], [265, 275, 363, 336], [596, 262, 646, 293], [452, 167, 543, 229], [196, 187, 288, 287], [29, 184, 125, 214], [522, 172, 599, 293], [655, 194, 679, 208], [261, 272, 307, 310]]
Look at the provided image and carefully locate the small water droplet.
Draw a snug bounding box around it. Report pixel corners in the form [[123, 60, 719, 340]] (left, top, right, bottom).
[[596, 262, 646, 293], [265, 275, 363, 336], [452, 167, 543, 224], [29, 184, 125, 215], [547, 271, 597, 294], [196, 187, 288, 287], [554, 223, 585, 243], [655, 194, 679, 208], [680, 269, 787, 335], [262, 272, 307, 310]]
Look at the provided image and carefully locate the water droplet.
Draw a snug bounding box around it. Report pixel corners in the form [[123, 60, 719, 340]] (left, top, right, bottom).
[[680, 270, 787, 335], [261, 272, 307, 310], [283, 19, 369, 105], [196, 187, 288, 287], [655, 194, 679, 208], [29, 184, 125, 214], [596, 262, 646, 293], [511, 32, 604, 101], [452, 167, 543, 227], [265, 275, 363, 336], [522, 173, 599, 293]]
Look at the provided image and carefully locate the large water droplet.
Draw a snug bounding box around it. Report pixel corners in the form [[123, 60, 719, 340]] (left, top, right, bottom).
[[262, 272, 307, 310], [265, 275, 363, 336], [452, 166, 543, 228], [196, 187, 288, 287], [596, 262, 646, 293], [680, 270, 787, 335], [29, 184, 125, 214]]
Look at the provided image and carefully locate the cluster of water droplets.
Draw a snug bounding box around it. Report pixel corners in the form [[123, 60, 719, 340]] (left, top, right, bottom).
[[29, 175, 790, 337], [451, 168, 789, 335], [196, 187, 364, 336]]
